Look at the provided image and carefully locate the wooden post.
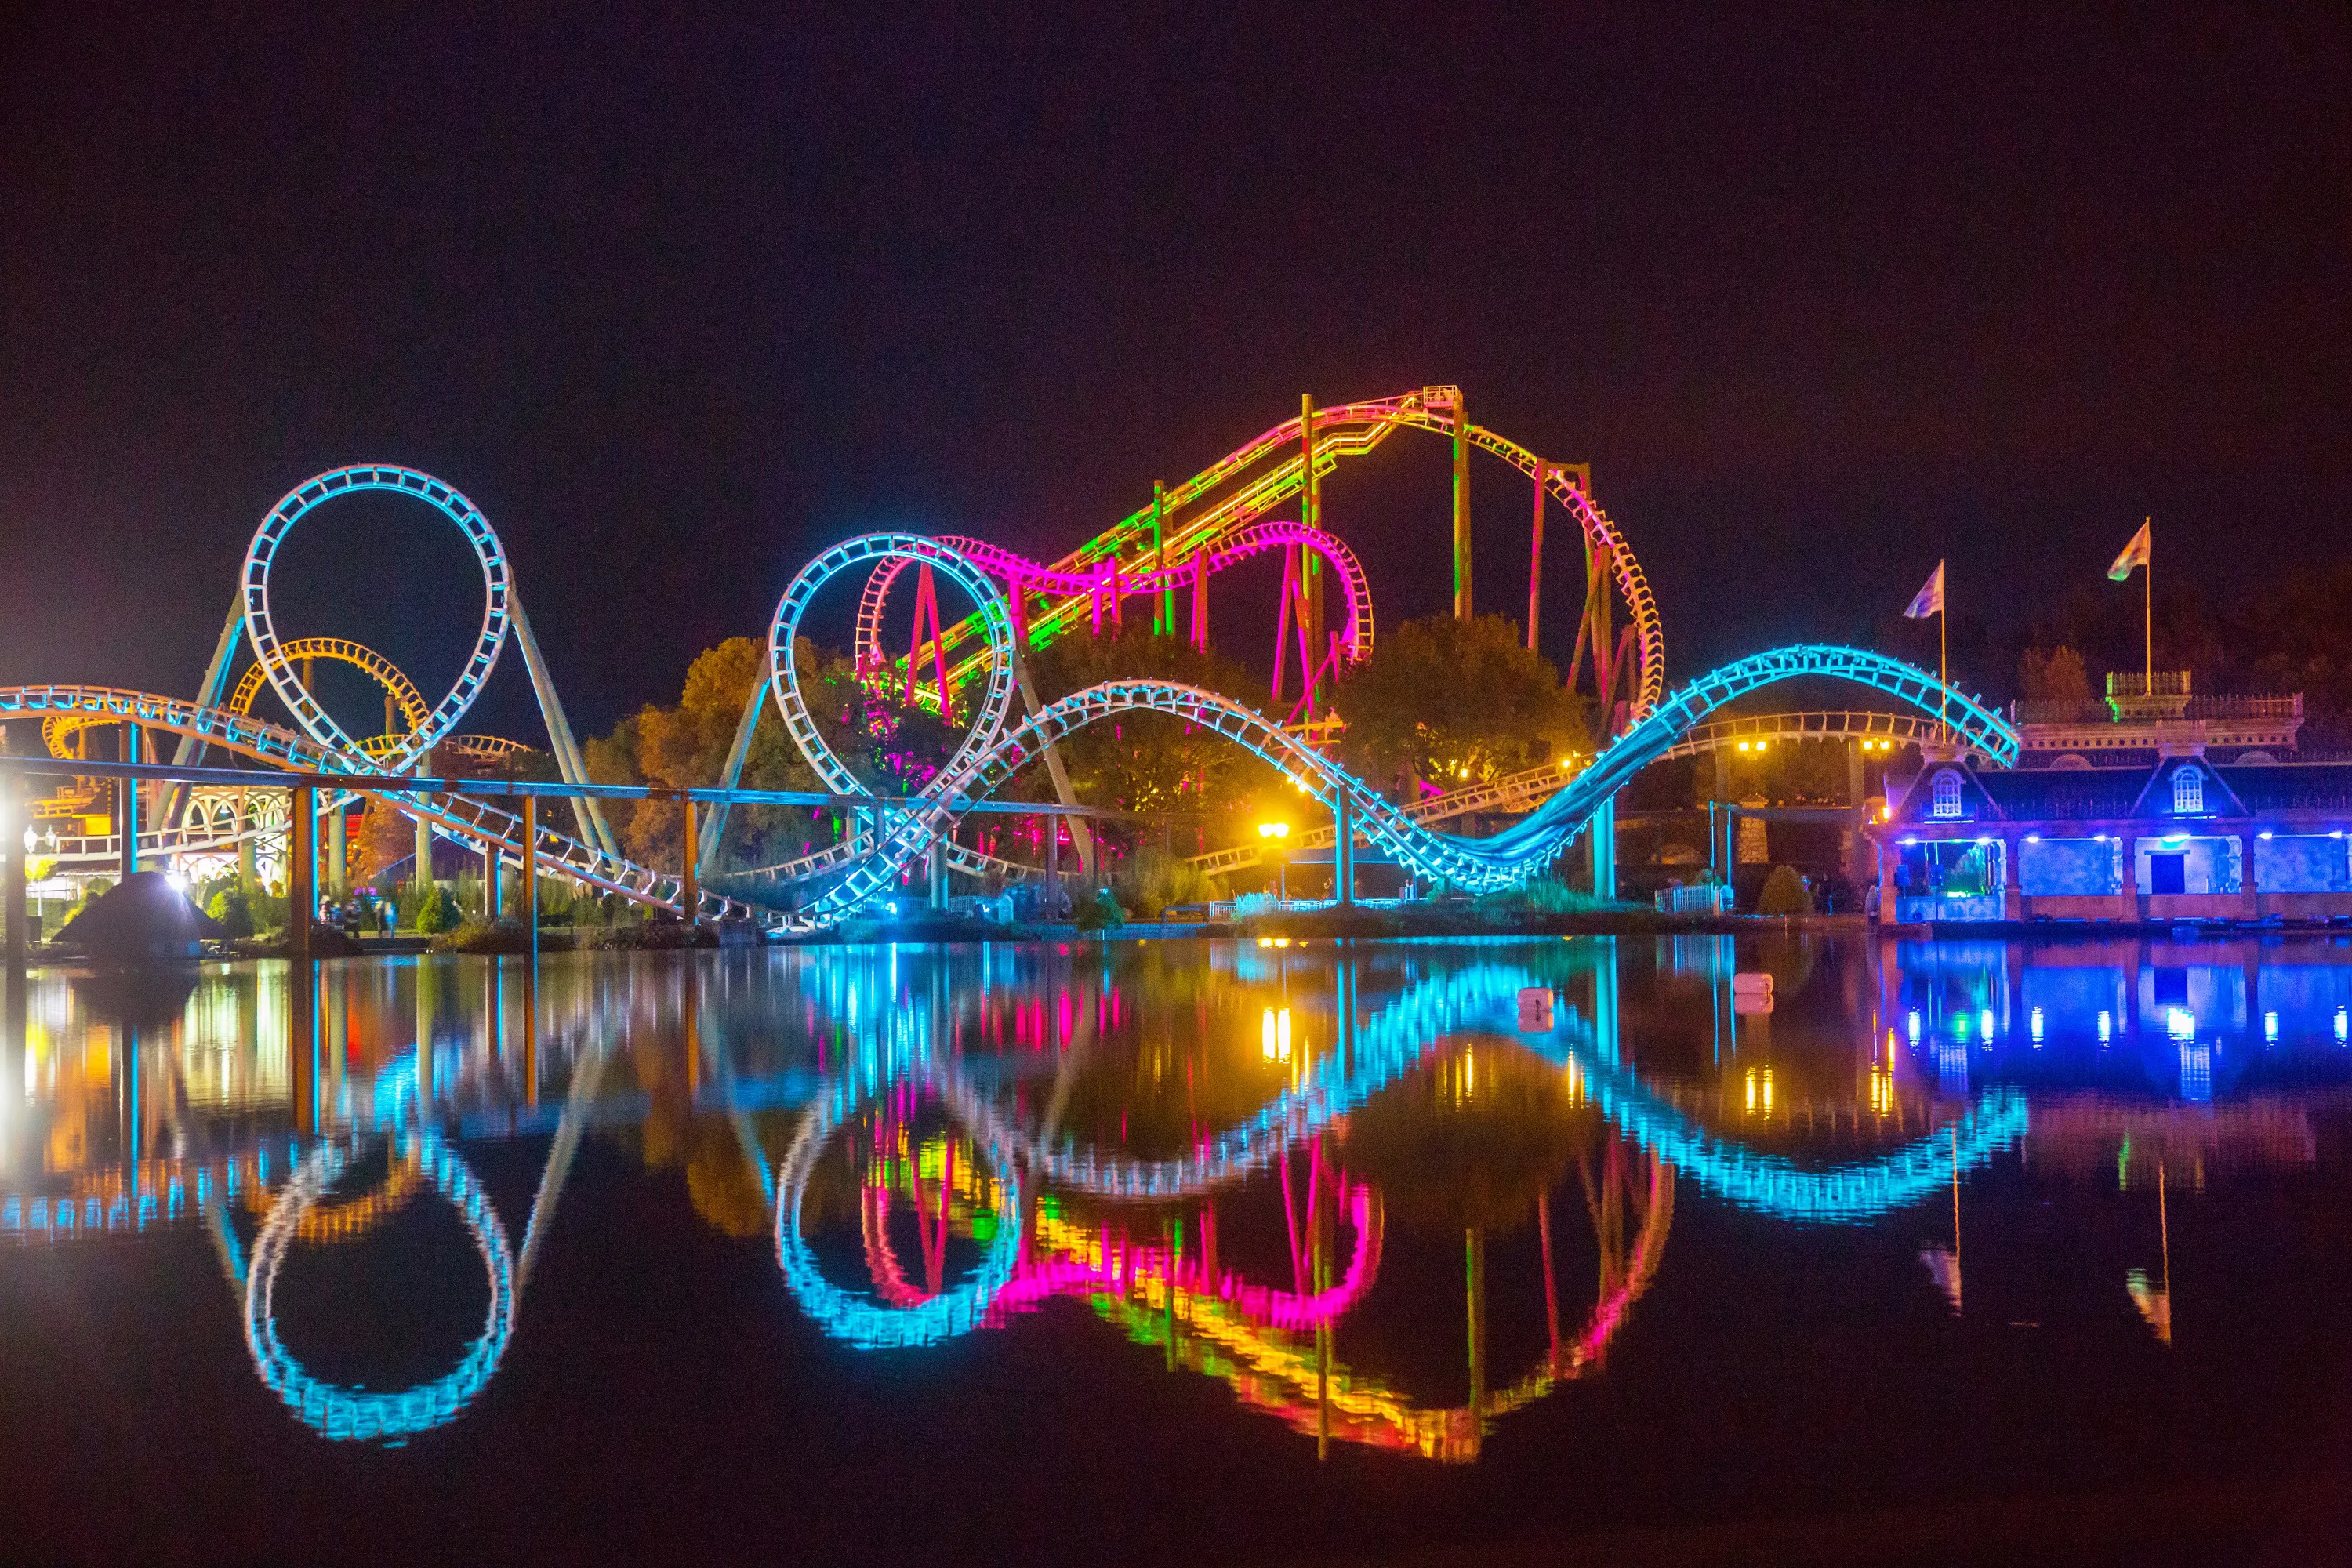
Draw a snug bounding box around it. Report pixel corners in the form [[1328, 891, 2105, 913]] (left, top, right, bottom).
[[289, 786, 314, 961], [521, 796, 539, 966]]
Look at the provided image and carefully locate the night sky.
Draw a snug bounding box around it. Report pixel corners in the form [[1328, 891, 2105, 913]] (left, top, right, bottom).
[[2, 5, 2346, 740]]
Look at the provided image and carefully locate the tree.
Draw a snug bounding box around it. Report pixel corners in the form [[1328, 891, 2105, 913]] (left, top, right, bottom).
[[2017, 645, 2091, 702], [1756, 864, 1814, 915], [1020, 621, 1272, 821], [1334, 613, 1584, 799]]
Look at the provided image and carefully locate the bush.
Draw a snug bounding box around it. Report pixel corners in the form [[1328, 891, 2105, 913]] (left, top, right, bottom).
[[398, 881, 463, 933], [1755, 865, 1815, 916], [206, 886, 256, 938], [1112, 846, 1221, 919], [1073, 887, 1127, 931]]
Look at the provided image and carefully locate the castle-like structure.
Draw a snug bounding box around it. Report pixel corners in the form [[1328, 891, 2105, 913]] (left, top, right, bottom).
[[1868, 672, 2352, 925]]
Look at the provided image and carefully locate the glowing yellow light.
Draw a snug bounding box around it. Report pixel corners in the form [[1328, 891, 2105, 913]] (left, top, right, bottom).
[[1257, 820, 1290, 840], [1262, 1008, 1278, 1060]]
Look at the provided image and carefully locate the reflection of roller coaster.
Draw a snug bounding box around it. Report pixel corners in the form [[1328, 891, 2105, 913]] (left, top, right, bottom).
[[3, 394, 2019, 928]]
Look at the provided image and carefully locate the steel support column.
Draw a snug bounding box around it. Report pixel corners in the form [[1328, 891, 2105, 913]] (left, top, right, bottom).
[[1452, 394, 1472, 619], [681, 797, 698, 925], [118, 725, 142, 880]]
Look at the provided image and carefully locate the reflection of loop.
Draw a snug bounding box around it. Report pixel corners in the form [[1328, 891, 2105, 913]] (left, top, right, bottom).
[[238, 1145, 424, 1245], [775, 1070, 1022, 1350], [241, 466, 511, 771], [243, 1131, 514, 1443]]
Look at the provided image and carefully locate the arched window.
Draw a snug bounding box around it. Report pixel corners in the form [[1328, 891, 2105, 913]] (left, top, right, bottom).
[[1931, 770, 1964, 819], [2172, 765, 2205, 815]]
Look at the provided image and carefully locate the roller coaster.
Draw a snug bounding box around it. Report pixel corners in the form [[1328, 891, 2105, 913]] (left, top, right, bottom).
[[0, 388, 2020, 931]]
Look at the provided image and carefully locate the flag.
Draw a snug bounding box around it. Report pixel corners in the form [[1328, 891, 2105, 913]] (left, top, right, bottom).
[[2107, 520, 2151, 580], [1903, 561, 1944, 619]]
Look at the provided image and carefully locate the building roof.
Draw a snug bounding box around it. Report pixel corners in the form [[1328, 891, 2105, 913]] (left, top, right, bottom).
[[1878, 757, 2352, 833], [1973, 768, 2145, 822], [2215, 762, 2352, 815]]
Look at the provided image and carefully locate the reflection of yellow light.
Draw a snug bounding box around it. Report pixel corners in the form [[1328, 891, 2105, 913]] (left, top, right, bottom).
[[1261, 1007, 1292, 1062], [1744, 1066, 1775, 1113]]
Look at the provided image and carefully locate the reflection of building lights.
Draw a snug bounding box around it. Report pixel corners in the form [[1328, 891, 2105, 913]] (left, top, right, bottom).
[[2029, 1006, 2044, 1044], [1978, 1007, 1994, 1040], [2097, 1010, 2113, 1044], [1953, 1013, 1972, 1043], [2166, 1007, 2195, 1042], [2337, 1007, 2349, 1045], [2264, 1010, 2279, 1044], [1907, 1010, 1922, 1045], [1744, 1066, 1773, 1113]]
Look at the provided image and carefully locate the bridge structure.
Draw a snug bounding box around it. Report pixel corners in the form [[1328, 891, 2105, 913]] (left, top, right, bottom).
[[0, 393, 2024, 939]]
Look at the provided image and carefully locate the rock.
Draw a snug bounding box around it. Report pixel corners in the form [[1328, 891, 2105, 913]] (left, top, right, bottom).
[[53, 872, 229, 964]]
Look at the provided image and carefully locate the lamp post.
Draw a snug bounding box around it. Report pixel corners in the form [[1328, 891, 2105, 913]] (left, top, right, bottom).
[[1258, 820, 1291, 906]]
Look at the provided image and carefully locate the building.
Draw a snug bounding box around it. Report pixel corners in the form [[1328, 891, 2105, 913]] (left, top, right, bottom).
[[1867, 673, 2352, 924]]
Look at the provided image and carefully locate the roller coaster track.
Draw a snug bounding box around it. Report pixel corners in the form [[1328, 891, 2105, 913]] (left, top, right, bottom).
[[1181, 708, 1958, 875], [0, 684, 764, 921], [855, 521, 1377, 694], [760, 537, 2020, 923], [869, 387, 1666, 722], [9, 448, 2016, 928]]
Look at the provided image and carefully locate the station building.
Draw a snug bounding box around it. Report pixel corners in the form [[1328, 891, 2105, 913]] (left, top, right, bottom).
[[1867, 673, 2352, 925]]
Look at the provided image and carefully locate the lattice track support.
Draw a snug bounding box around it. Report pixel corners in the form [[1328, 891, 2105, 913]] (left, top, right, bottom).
[[1269, 545, 1327, 717], [903, 564, 953, 718], [507, 588, 621, 860]]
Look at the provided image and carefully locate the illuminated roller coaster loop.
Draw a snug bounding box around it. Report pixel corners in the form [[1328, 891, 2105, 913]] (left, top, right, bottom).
[[240, 466, 511, 773], [868, 388, 1668, 727], [766, 535, 2023, 913], [243, 1129, 515, 1443], [851, 521, 1377, 713]]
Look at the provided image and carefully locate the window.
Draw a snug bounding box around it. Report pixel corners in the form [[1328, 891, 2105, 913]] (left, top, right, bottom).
[[2172, 765, 2205, 815], [1931, 771, 1964, 819]]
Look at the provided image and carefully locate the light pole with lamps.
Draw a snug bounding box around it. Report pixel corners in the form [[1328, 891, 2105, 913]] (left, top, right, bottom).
[[1258, 820, 1291, 906]]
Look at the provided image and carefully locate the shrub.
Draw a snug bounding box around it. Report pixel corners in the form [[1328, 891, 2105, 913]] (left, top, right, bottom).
[[206, 886, 257, 938], [1074, 887, 1128, 931], [1112, 846, 1221, 919], [398, 882, 463, 933], [1755, 865, 1815, 916]]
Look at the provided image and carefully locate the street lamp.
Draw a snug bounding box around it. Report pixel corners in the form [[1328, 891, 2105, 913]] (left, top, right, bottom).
[[1258, 820, 1291, 905]]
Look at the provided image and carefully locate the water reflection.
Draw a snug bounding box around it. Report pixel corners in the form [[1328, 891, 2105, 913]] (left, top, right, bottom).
[[4, 933, 2348, 1465]]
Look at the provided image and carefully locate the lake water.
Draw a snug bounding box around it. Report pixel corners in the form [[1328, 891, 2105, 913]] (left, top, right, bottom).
[[5, 933, 2351, 1564]]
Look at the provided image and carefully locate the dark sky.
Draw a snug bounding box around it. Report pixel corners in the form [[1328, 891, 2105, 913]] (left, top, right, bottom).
[[2, 4, 2347, 740]]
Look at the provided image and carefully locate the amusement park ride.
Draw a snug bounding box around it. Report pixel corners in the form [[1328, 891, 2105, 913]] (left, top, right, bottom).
[[0, 384, 2020, 934]]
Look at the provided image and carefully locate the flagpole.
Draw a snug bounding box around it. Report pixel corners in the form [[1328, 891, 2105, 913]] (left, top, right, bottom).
[[1939, 560, 1949, 742], [2143, 517, 2152, 690]]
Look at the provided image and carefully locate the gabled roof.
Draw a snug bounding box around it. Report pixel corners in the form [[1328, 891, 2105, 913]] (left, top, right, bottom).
[[1886, 760, 2006, 826], [2125, 755, 2247, 820]]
